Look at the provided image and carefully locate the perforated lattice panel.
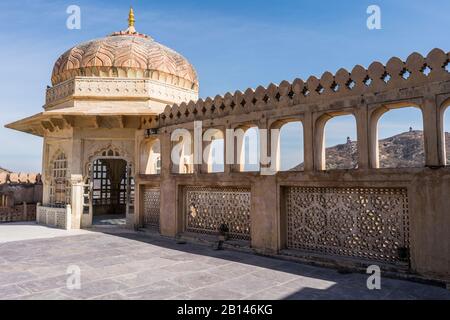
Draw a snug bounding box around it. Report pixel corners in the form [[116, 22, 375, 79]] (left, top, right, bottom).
[[47, 212, 56, 226], [38, 212, 46, 225], [56, 212, 66, 229], [185, 186, 251, 241], [143, 187, 160, 229], [286, 187, 410, 263]]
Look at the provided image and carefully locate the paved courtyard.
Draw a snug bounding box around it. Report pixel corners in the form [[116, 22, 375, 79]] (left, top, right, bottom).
[[0, 223, 449, 300]]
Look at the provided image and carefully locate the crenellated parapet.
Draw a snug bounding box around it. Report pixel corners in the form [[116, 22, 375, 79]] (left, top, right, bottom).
[[160, 48, 450, 125], [0, 172, 42, 185]]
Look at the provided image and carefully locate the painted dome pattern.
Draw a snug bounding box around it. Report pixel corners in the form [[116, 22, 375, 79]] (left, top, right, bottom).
[[51, 11, 198, 90]]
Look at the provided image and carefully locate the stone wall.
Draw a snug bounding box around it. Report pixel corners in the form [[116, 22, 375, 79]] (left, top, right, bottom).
[[0, 203, 36, 222], [134, 48, 450, 282], [36, 205, 71, 230], [0, 173, 42, 223]]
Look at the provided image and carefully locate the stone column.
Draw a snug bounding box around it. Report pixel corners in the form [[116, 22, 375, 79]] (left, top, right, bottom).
[[22, 202, 27, 221], [303, 111, 315, 172], [65, 204, 72, 230], [422, 95, 442, 167], [133, 177, 142, 228], [41, 141, 51, 205], [159, 131, 180, 237], [367, 105, 388, 169], [266, 124, 281, 174], [70, 138, 83, 175], [255, 124, 282, 175], [251, 175, 279, 254], [193, 123, 202, 174], [230, 125, 247, 172], [201, 138, 212, 173], [36, 202, 41, 224], [224, 125, 233, 174], [134, 130, 143, 228], [70, 174, 84, 229], [355, 106, 370, 169], [313, 113, 330, 171]]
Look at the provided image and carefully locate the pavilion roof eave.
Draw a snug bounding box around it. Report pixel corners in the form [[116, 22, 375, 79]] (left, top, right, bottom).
[[4, 112, 46, 137], [5, 109, 159, 136]]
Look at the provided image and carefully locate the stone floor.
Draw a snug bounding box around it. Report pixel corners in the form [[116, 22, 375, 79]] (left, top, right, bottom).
[[92, 214, 127, 227], [0, 223, 449, 300], [0, 222, 90, 244]]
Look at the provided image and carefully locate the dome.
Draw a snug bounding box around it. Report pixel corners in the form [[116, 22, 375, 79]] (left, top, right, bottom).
[[51, 9, 198, 91]]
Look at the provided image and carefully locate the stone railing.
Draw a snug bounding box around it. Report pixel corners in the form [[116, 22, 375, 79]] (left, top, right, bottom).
[[0, 203, 36, 222], [45, 78, 76, 106], [45, 77, 198, 107], [36, 204, 71, 230], [160, 48, 450, 125]]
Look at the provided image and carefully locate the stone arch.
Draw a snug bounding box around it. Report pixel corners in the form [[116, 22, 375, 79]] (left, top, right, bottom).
[[202, 128, 224, 173], [231, 123, 260, 172], [269, 117, 305, 172], [439, 97, 450, 166], [84, 144, 135, 220], [314, 111, 358, 170], [85, 143, 133, 176], [140, 138, 161, 174], [48, 149, 69, 206], [46, 147, 69, 182], [369, 101, 424, 168], [170, 129, 193, 174]]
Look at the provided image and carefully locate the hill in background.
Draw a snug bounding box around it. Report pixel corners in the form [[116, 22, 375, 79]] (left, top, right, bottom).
[[291, 130, 450, 170]]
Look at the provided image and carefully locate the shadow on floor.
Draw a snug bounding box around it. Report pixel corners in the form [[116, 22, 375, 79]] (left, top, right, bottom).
[[92, 215, 126, 227], [87, 227, 450, 300]]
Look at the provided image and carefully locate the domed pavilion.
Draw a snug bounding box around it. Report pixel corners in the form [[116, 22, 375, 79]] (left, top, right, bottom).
[[6, 8, 198, 228]]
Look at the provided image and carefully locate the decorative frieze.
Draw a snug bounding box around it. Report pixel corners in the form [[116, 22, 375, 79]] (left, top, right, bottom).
[[45, 77, 198, 107]]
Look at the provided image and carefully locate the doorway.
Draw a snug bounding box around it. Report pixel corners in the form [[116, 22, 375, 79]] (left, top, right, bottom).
[[89, 158, 134, 226]]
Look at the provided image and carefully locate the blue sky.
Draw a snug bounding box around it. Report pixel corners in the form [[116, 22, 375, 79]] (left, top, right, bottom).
[[0, 0, 449, 172]]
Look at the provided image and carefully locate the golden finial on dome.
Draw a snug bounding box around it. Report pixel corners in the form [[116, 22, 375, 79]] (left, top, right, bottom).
[[127, 7, 136, 33], [110, 6, 149, 38]]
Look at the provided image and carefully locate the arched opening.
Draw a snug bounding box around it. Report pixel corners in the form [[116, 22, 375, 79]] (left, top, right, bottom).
[[49, 151, 69, 206], [375, 106, 424, 168], [320, 114, 358, 170], [235, 126, 260, 172], [171, 129, 193, 174], [202, 129, 224, 173], [442, 103, 450, 165], [91, 158, 131, 225], [278, 121, 304, 171], [140, 138, 161, 175]]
